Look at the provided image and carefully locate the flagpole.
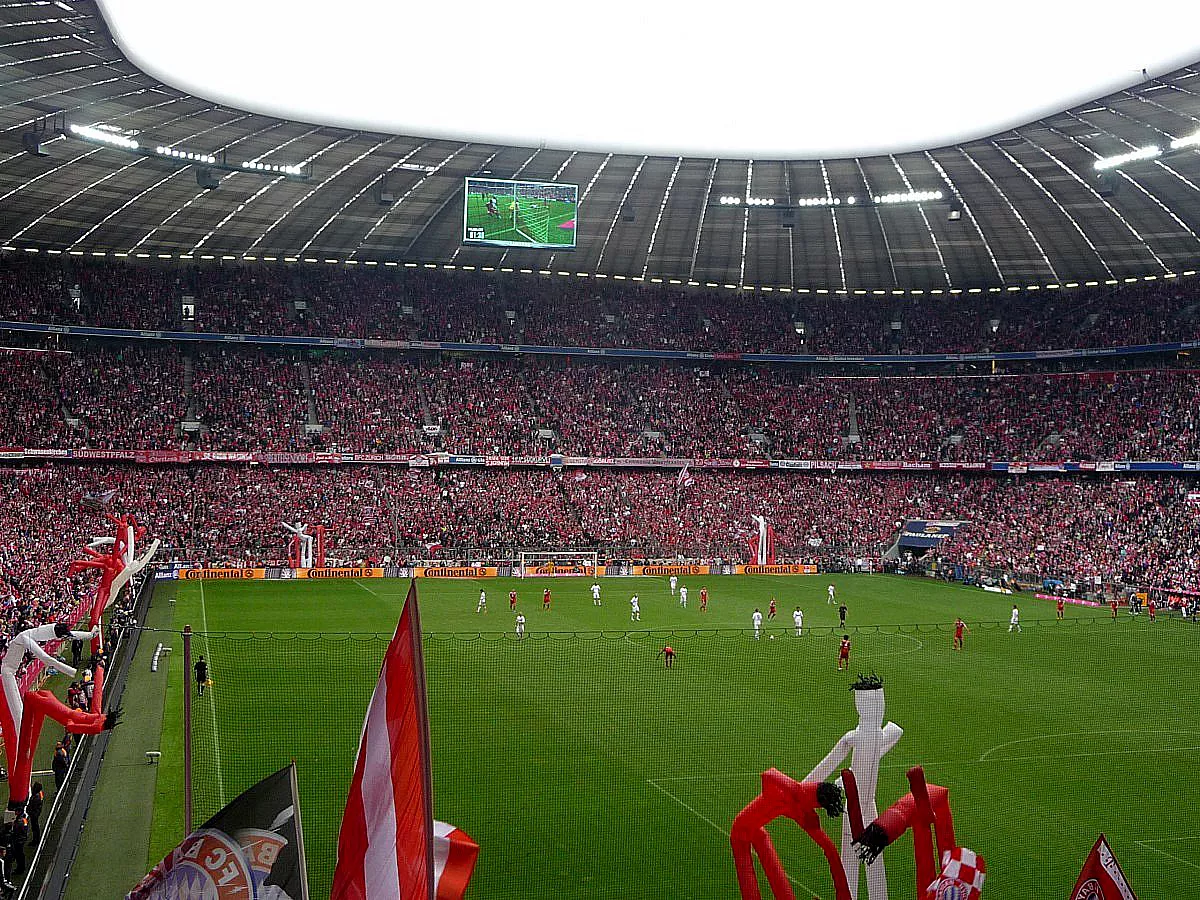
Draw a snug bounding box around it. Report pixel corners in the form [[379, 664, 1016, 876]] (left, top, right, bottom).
[[289, 760, 312, 900], [406, 580, 437, 900], [182, 624, 193, 834]]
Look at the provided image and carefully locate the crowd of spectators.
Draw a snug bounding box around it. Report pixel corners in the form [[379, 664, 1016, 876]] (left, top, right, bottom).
[[1, 346, 1197, 463], [1, 466, 1197, 607], [2, 255, 1198, 354]]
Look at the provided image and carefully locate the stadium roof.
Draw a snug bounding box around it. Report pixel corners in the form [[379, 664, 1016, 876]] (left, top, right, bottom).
[[2, 0, 1200, 293], [98, 0, 1200, 160]]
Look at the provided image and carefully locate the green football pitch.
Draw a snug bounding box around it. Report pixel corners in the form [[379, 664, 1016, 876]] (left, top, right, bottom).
[[117, 575, 1196, 898], [464, 193, 576, 247]]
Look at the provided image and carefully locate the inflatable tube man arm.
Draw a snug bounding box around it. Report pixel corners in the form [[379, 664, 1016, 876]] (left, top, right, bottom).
[[104, 539, 160, 609], [7, 624, 97, 680], [730, 768, 851, 900], [805, 732, 854, 784]]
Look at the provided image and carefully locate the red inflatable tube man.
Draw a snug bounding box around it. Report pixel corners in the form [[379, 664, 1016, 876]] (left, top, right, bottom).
[[7, 668, 118, 817], [844, 766, 958, 897], [730, 767, 852, 900]]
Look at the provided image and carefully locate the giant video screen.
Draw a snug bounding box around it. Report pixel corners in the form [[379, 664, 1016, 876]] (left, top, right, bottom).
[[462, 177, 578, 250]]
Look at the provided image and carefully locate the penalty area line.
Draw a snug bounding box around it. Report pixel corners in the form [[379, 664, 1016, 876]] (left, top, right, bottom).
[[1134, 840, 1200, 872], [644, 778, 821, 898], [198, 580, 227, 807]]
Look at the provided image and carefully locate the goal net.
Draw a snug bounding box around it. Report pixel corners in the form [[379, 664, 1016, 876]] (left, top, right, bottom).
[[514, 199, 552, 244], [517, 550, 599, 577]]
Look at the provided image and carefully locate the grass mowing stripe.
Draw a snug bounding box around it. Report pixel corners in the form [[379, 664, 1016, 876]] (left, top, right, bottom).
[[198, 580, 226, 807]]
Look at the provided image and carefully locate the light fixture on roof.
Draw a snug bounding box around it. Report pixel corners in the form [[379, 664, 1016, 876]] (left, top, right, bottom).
[[873, 190, 943, 204], [240, 160, 304, 176], [719, 196, 741, 205], [1094, 145, 1161, 170], [155, 145, 216, 165], [68, 123, 138, 150], [1170, 130, 1200, 150]]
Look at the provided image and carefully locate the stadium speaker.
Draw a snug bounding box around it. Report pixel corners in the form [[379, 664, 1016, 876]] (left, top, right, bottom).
[[21, 132, 47, 157], [1097, 171, 1117, 197], [947, 206, 962, 222], [781, 208, 796, 228], [377, 173, 396, 205], [621, 207, 636, 223], [195, 167, 220, 190]]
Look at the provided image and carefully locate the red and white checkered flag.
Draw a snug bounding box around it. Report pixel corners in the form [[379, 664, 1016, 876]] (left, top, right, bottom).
[[926, 847, 986, 899]]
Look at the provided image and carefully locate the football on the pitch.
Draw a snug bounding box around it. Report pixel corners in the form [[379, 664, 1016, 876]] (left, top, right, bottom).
[[769, 635, 775, 640]]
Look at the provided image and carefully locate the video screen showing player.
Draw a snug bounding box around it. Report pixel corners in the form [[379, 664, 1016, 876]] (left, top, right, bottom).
[[463, 177, 578, 249]]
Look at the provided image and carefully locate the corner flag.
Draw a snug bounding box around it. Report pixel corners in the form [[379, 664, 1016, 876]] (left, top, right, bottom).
[[1068, 834, 1139, 900], [331, 581, 479, 900]]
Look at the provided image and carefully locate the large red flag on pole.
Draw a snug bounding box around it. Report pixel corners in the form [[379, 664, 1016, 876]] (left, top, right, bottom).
[[332, 581, 435, 900], [1068, 834, 1139, 900], [332, 581, 479, 900]]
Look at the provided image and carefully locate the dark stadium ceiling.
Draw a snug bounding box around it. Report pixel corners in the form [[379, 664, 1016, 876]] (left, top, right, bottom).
[[1, 0, 1200, 294]]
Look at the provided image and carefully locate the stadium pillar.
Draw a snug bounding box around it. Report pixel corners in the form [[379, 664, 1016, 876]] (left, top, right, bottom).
[[182, 624, 193, 833]]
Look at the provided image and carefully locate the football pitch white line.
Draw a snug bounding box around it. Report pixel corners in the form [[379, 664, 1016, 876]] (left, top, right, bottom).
[[353, 579, 385, 598], [1134, 840, 1200, 871], [644, 778, 821, 898], [979, 728, 1200, 761], [198, 580, 227, 807]]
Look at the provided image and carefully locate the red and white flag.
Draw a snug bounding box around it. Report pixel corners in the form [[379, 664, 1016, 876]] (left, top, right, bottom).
[[331, 582, 479, 900], [1068, 834, 1139, 900], [677, 465, 695, 489]]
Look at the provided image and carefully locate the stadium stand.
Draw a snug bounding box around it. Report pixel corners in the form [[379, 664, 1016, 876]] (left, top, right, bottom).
[[1, 256, 1198, 354]]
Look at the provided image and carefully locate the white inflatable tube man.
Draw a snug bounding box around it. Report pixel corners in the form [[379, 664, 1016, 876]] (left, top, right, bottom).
[[281, 521, 313, 569], [805, 675, 903, 900], [2, 622, 98, 737]]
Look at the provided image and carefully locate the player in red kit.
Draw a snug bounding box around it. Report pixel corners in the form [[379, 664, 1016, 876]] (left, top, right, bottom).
[[542, 588, 551, 610], [837, 635, 851, 671], [656, 645, 676, 669], [1110, 597, 1119, 620], [767, 598, 777, 619], [1148, 597, 1157, 622], [509, 589, 517, 611], [699, 587, 708, 612], [952, 617, 969, 651], [1056, 598, 1065, 621]]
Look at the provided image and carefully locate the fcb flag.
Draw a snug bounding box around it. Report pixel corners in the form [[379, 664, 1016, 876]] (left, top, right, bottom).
[[677, 465, 695, 489], [127, 763, 310, 899], [82, 488, 117, 510], [1069, 834, 1139, 900], [331, 581, 479, 900]]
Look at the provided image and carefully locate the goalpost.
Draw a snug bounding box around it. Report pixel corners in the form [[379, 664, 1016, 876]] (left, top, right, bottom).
[[517, 550, 599, 577]]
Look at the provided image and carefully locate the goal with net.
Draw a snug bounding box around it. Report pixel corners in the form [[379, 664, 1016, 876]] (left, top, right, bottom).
[[517, 550, 599, 577], [514, 199, 552, 245]]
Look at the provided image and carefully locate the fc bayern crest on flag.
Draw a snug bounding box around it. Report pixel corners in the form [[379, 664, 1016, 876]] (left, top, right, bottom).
[[926, 847, 985, 900], [1073, 879, 1103, 900]]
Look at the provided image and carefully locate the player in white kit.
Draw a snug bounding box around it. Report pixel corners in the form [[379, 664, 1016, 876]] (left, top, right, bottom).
[[669, 575, 678, 596], [752, 608, 763, 639], [515, 613, 526, 638], [476, 589, 487, 613], [793, 607, 804, 636], [591, 582, 602, 606], [630, 594, 641, 621], [679, 586, 688, 608], [1009, 604, 1021, 633], [827, 584, 836, 604]]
